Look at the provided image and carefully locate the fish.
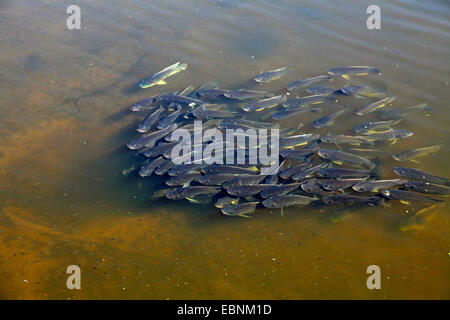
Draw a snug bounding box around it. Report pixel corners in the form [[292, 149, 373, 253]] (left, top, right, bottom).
[[339, 85, 385, 98], [222, 202, 259, 217], [165, 172, 202, 187], [353, 119, 402, 134], [154, 158, 176, 175], [218, 119, 275, 130], [260, 183, 301, 198], [168, 163, 203, 176], [286, 75, 333, 91], [215, 196, 239, 208], [137, 106, 165, 133], [381, 189, 442, 204], [192, 108, 238, 119], [196, 88, 231, 98], [291, 162, 329, 181], [404, 181, 450, 195], [202, 164, 259, 175], [177, 85, 195, 96], [138, 156, 166, 177], [360, 129, 413, 142], [141, 141, 178, 158], [393, 145, 441, 162], [280, 149, 316, 159], [320, 179, 367, 192], [393, 167, 450, 186], [271, 105, 322, 120], [352, 179, 407, 192], [197, 173, 239, 186], [224, 89, 272, 100], [355, 96, 396, 116], [262, 195, 316, 208], [312, 105, 348, 129], [380, 103, 429, 120], [280, 134, 320, 149], [306, 86, 337, 95], [139, 62, 188, 88], [328, 66, 380, 78], [301, 179, 334, 196], [317, 168, 372, 179], [127, 124, 177, 150], [279, 162, 312, 180], [222, 174, 267, 189], [165, 186, 221, 200], [158, 94, 204, 107], [226, 184, 277, 197], [156, 105, 184, 129], [193, 81, 221, 97], [242, 95, 287, 112], [129, 96, 158, 111], [254, 67, 289, 83], [283, 95, 335, 108], [318, 149, 376, 170], [322, 195, 385, 206], [320, 135, 370, 145]]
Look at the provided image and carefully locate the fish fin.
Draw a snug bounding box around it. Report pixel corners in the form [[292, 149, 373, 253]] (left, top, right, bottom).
[[334, 143, 343, 151], [238, 214, 251, 218], [156, 80, 167, 85], [400, 200, 411, 205], [182, 182, 191, 188], [186, 197, 199, 203], [332, 160, 344, 165], [390, 139, 398, 145], [280, 206, 284, 217], [341, 75, 350, 80], [410, 159, 421, 164]]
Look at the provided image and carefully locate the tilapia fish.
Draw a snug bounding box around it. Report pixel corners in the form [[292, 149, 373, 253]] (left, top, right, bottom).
[[222, 202, 259, 217], [318, 149, 376, 170], [242, 95, 287, 112], [393, 145, 441, 161], [165, 186, 221, 200], [286, 75, 332, 91], [254, 67, 288, 83], [262, 195, 316, 208], [393, 167, 449, 186], [355, 96, 396, 116], [328, 66, 380, 78], [139, 62, 187, 88]]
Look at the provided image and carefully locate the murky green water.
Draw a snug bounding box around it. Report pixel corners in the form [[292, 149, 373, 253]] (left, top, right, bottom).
[[0, 0, 449, 299]]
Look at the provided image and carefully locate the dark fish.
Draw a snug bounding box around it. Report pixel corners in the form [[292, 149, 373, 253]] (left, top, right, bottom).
[[320, 179, 366, 192], [279, 162, 312, 179], [393, 167, 450, 186], [328, 66, 380, 78], [306, 86, 337, 95], [242, 95, 287, 112], [137, 106, 165, 133], [158, 94, 204, 107], [197, 88, 231, 98], [129, 97, 158, 111], [165, 186, 221, 200], [280, 149, 316, 159], [197, 173, 239, 186], [224, 89, 272, 100], [168, 163, 203, 176], [262, 195, 316, 208], [260, 183, 301, 198], [404, 181, 450, 195], [318, 149, 376, 170], [127, 124, 177, 150], [283, 95, 335, 108], [352, 179, 407, 192], [380, 103, 429, 120], [353, 119, 402, 134], [139, 62, 187, 88], [280, 134, 320, 149], [254, 67, 288, 83], [138, 156, 166, 177], [177, 85, 195, 96], [339, 85, 385, 98], [272, 105, 322, 120], [193, 81, 220, 97], [218, 119, 275, 130], [215, 196, 239, 209], [301, 179, 334, 196], [141, 141, 178, 158], [322, 195, 385, 205], [222, 174, 267, 188], [286, 75, 332, 91], [312, 105, 348, 129], [360, 129, 413, 142], [165, 172, 202, 186], [320, 135, 369, 145], [192, 108, 238, 119], [226, 184, 277, 197], [154, 158, 176, 175], [291, 162, 329, 181], [317, 168, 372, 179], [393, 145, 441, 162], [202, 164, 259, 175], [381, 189, 442, 204], [222, 202, 259, 217], [157, 105, 185, 129], [355, 96, 396, 116]]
